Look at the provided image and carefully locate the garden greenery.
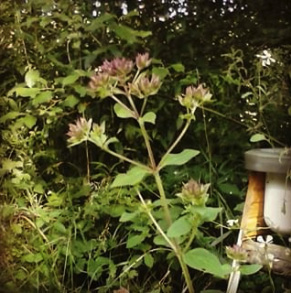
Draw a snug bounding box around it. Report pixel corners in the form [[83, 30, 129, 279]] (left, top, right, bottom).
[[1, 0, 291, 292]]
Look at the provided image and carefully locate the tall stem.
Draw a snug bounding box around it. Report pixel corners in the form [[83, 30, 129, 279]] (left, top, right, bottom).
[[104, 147, 151, 172], [110, 94, 137, 118], [85, 140, 90, 183], [158, 118, 191, 170], [153, 172, 172, 227], [139, 120, 156, 169], [137, 189, 194, 293]]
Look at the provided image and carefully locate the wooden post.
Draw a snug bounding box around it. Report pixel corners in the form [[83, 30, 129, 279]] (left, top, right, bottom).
[[241, 171, 267, 239]]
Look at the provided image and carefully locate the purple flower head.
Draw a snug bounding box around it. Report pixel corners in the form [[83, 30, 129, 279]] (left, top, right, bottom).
[[100, 58, 133, 77], [136, 53, 152, 70], [177, 179, 210, 206], [89, 72, 110, 90], [130, 74, 161, 98], [178, 84, 212, 111], [67, 117, 92, 146]]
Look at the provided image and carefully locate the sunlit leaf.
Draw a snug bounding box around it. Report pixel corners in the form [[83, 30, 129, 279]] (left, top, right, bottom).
[[141, 112, 156, 124], [126, 234, 146, 248], [114, 103, 134, 118], [62, 73, 79, 86], [144, 253, 154, 268], [32, 91, 53, 106], [183, 248, 231, 278], [0, 111, 21, 123], [22, 253, 43, 263], [250, 133, 267, 142], [171, 63, 185, 72], [63, 95, 80, 108], [111, 166, 150, 188], [159, 149, 200, 169], [120, 211, 139, 222], [240, 264, 262, 275], [15, 88, 41, 98], [152, 67, 169, 79], [22, 114, 37, 128], [167, 216, 192, 238], [190, 206, 222, 222], [25, 69, 40, 88]]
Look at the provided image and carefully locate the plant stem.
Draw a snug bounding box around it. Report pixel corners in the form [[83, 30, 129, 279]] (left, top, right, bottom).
[[137, 189, 195, 293], [127, 93, 139, 116], [140, 97, 148, 116], [158, 118, 192, 170], [110, 94, 137, 118], [85, 140, 90, 183], [139, 120, 156, 169], [104, 147, 151, 172], [137, 190, 177, 252], [153, 172, 172, 227], [176, 249, 195, 293]]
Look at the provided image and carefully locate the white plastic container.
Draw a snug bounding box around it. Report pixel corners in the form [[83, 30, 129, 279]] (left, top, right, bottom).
[[245, 148, 291, 235], [264, 172, 291, 234]]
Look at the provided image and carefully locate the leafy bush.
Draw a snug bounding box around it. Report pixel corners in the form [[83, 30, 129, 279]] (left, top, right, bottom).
[[1, 1, 291, 292]]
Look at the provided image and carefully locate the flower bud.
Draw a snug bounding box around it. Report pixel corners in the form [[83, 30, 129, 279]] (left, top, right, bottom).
[[177, 179, 210, 206], [226, 245, 248, 262], [178, 84, 212, 111], [67, 118, 92, 146], [136, 53, 152, 70]]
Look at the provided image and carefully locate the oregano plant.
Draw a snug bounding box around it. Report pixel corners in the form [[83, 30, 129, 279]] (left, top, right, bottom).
[[66, 53, 229, 292]]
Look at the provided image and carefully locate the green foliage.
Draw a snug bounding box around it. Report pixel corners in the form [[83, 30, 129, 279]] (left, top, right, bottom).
[[1, 0, 290, 292]]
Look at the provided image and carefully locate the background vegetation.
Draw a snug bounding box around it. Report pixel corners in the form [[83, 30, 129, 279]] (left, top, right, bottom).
[[0, 0, 290, 292]]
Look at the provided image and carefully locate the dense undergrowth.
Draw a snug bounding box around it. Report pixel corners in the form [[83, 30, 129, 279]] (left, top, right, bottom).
[[0, 1, 291, 292]]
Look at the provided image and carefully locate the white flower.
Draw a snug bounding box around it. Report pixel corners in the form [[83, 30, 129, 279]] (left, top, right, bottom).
[[227, 219, 239, 227], [256, 50, 276, 67], [257, 235, 273, 247]]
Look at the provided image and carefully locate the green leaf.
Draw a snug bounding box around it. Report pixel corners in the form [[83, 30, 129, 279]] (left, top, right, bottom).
[[183, 248, 231, 278], [22, 253, 43, 263], [250, 133, 267, 142], [114, 103, 134, 118], [111, 166, 150, 188], [160, 149, 200, 169], [32, 91, 53, 106], [0, 159, 22, 173], [141, 112, 156, 124], [240, 264, 262, 275], [190, 206, 222, 222], [167, 216, 192, 238], [15, 87, 40, 98], [170, 63, 185, 72], [86, 13, 116, 32], [144, 253, 154, 268], [120, 211, 139, 222], [53, 222, 67, 234], [11, 223, 22, 234], [25, 69, 40, 88], [126, 234, 146, 248], [22, 115, 37, 129], [152, 67, 169, 79], [111, 23, 151, 44], [74, 85, 87, 97], [63, 95, 80, 108], [0, 111, 21, 123], [62, 73, 79, 86], [153, 235, 169, 247]]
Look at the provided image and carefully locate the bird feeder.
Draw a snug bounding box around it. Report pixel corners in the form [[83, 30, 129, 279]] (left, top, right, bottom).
[[244, 148, 291, 236], [227, 148, 291, 293]]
